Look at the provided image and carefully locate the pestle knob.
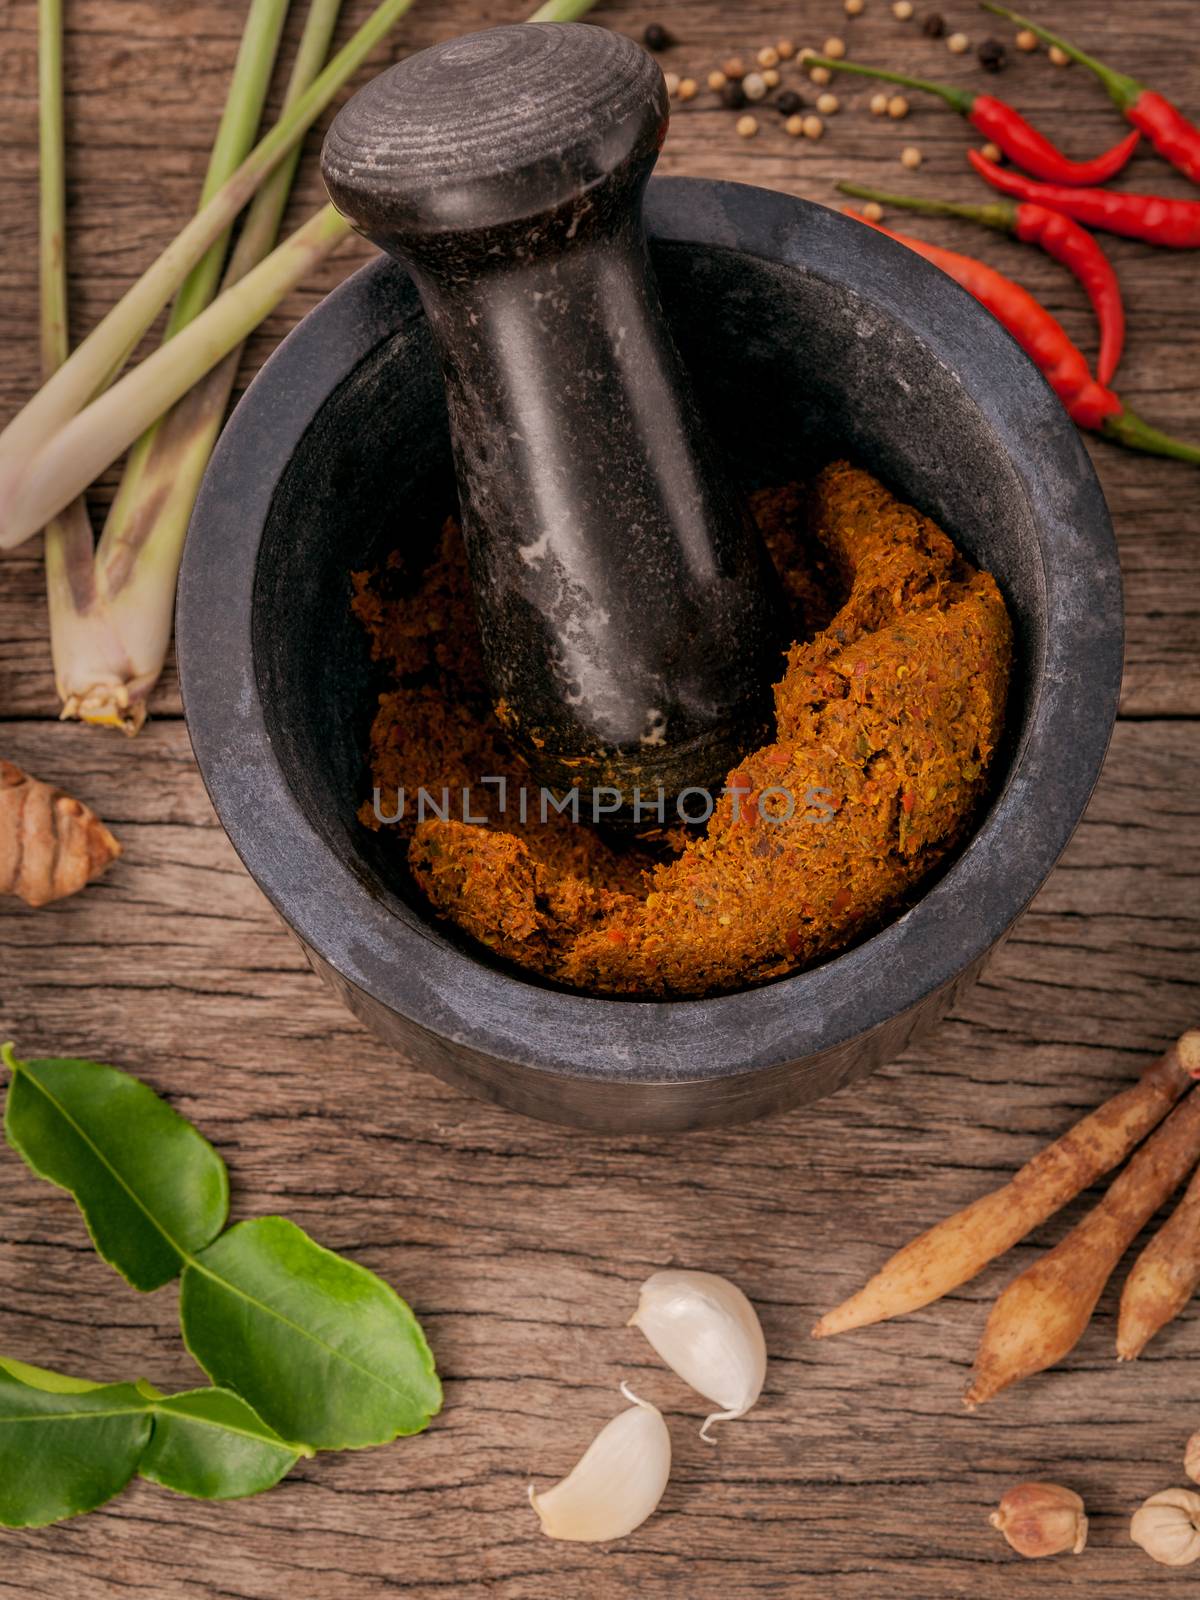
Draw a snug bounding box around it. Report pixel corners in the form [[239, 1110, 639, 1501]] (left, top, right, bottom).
[[322, 24, 784, 808]]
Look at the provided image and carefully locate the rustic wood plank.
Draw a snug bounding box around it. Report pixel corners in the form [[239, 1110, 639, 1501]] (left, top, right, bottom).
[[1, 0, 1199, 1595], [1, 1, 1199, 717], [0, 719, 1196, 1596]]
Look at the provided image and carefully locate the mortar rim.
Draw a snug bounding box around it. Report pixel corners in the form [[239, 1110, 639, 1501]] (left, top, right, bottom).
[[177, 176, 1122, 1089]]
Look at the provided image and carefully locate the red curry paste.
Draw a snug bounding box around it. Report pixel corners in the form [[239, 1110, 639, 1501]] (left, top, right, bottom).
[[352, 462, 1012, 997]]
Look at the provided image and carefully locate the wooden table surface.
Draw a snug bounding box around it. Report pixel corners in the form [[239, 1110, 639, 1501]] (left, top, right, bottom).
[[1, 1, 1198, 1594]]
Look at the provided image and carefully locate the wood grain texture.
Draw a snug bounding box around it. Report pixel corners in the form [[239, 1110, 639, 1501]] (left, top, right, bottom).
[[0, 1, 1198, 1595]]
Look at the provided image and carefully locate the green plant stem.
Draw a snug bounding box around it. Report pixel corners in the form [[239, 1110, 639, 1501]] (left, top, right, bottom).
[[69, 0, 345, 732], [99, 0, 292, 557], [1103, 408, 1200, 465], [527, 0, 598, 17], [978, 3, 1142, 107], [837, 182, 1016, 233], [0, 0, 416, 543], [802, 53, 972, 113], [28, 0, 603, 730], [49, 0, 296, 728], [38, 0, 102, 712], [167, 0, 292, 339], [9, 204, 353, 554], [38, 0, 67, 380]]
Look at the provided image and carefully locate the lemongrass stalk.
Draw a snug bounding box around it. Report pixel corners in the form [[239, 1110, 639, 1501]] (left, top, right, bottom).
[[73, 0, 596, 729], [106, 0, 292, 530], [527, 0, 599, 17], [34, 0, 599, 729], [166, 0, 291, 338], [47, 0, 291, 728], [99, 0, 345, 576], [0, 0, 416, 540], [63, 0, 346, 730], [9, 204, 352, 546], [38, 0, 68, 378], [38, 0, 104, 711]]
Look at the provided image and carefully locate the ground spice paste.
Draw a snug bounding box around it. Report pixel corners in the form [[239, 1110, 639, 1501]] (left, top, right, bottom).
[[352, 462, 1013, 998]]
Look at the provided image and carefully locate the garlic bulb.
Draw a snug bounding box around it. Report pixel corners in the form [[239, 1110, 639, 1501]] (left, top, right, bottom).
[[629, 1269, 766, 1441], [528, 1384, 670, 1542], [1132, 1488, 1200, 1566], [989, 1482, 1088, 1558]]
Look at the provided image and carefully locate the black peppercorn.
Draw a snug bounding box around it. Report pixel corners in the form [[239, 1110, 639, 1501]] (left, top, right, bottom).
[[721, 80, 748, 110], [977, 37, 1007, 70], [776, 88, 803, 116], [922, 12, 946, 36], [643, 22, 672, 51]]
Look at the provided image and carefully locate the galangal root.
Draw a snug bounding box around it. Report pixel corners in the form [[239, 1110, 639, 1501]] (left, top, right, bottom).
[[813, 1031, 1200, 1338], [0, 759, 121, 907], [966, 1050, 1200, 1407], [1117, 1159, 1200, 1361]]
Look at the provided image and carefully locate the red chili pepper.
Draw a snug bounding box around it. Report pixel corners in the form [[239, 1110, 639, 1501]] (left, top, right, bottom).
[[844, 210, 1200, 464], [1012, 207, 1125, 388], [968, 150, 1200, 248], [803, 54, 1140, 184], [982, 4, 1200, 186], [838, 182, 1125, 384]]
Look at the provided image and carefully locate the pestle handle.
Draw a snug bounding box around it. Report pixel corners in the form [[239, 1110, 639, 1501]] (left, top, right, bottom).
[[322, 26, 785, 806], [321, 23, 668, 257]]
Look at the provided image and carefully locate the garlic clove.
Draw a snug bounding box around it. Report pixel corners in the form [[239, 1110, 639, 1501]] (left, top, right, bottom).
[[528, 1383, 671, 1543], [1131, 1488, 1200, 1566], [989, 1482, 1088, 1558], [629, 1269, 766, 1441]]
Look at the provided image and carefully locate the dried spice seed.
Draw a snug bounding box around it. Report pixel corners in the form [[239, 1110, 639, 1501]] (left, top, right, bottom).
[[643, 22, 672, 52], [785, 113, 805, 136], [777, 88, 804, 115], [663, 71, 681, 97], [742, 72, 768, 101], [810, 64, 832, 85], [862, 200, 884, 221], [708, 69, 727, 90], [947, 31, 970, 54], [803, 113, 825, 139], [736, 113, 759, 138], [777, 39, 797, 60], [980, 141, 1002, 162], [817, 92, 840, 114], [846, 0, 866, 14], [762, 67, 781, 88], [892, 0, 914, 15], [723, 54, 747, 79], [978, 37, 1007, 71], [677, 77, 697, 101], [721, 80, 748, 109], [1049, 44, 1070, 67], [757, 45, 780, 68], [900, 144, 922, 167], [887, 93, 910, 118], [1016, 28, 1038, 51], [922, 12, 946, 37], [823, 35, 847, 58], [1132, 1490, 1200, 1566], [991, 1484, 1088, 1559]]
